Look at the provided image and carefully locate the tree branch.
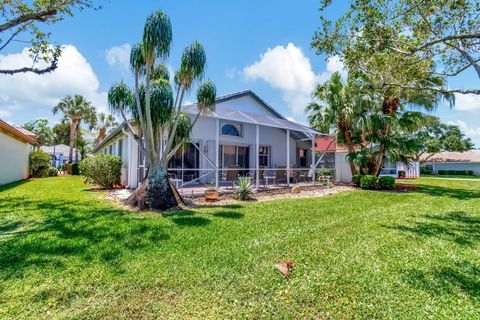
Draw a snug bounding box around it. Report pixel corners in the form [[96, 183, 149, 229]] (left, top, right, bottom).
[[384, 83, 480, 95], [0, 54, 59, 75], [0, 9, 58, 33], [0, 22, 32, 51]]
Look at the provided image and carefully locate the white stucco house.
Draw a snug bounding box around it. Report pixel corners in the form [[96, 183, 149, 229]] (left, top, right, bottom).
[[40, 144, 81, 168], [92, 90, 332, 189], [335, 146, 420, 182], [421, 150, 480, 175], [0, 119, 36, 186]]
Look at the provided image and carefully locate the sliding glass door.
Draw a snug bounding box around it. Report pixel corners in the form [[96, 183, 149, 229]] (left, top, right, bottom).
[[219, 145, 250, 175]]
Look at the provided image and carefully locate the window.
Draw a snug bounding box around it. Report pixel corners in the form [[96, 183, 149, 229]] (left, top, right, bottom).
[[425, 164, 433, 171], [299, 149, 308, 167], [118, 139, 123, 157], [259, 146, 270, 167], [109, 145, 113, 155], [221, 124, 241, 137]]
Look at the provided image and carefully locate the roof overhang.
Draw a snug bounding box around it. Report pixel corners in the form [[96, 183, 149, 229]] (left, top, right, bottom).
[[0, 119, 36, 144]]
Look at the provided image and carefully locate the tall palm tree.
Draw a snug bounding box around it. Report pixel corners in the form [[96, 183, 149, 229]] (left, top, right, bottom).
[[52, 95, 97, 164], [306, 72, 375, 176], [107, 10, 216, 211], [95, 112, 118, 142]]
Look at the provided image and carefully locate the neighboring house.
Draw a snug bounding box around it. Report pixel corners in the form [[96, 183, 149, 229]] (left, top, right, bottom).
[[40, 144, 81, 168], [0, 119, 36, 185], [335, 145, 420, 182], [93, 90, 329, 189], [421, 150, 480, 175]]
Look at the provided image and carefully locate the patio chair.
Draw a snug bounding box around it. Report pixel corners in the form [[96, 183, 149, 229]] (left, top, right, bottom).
[[221, 165, 239, 188], [275, 166, 287, 186]]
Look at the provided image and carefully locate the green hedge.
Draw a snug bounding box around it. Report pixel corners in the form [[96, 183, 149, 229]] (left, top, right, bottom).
[[70, 163, 80, 175], [378, 176, 395, 190], [360, 175, 378, 189], [29, 150, 51, 177], [438, 170, 473, 176], [79, 154, 122, 189], [352, 174, 363, 187]]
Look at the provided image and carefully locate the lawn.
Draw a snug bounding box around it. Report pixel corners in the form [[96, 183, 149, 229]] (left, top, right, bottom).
[[1, 176, 479, 319], [421, 174, 480, 180]]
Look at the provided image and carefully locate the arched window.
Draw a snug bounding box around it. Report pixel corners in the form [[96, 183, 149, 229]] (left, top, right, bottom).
[[221, 124, 240, 137]]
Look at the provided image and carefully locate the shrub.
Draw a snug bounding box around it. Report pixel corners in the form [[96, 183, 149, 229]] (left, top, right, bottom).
[[467, 170, 474, 176], [60, 163, 68, 172], [79, 154, 122, 189], [70, 163, 80, 175], [317, 169, 333, 177], [47, 167, 59, 177], [398, 170, 406, 178], [29, 150, 51, 177], [438, 170, 447, 175], [378, 176, 395, 190], [360, 175, 378, 189], [352, 174, 363, 187], [420, 166, 432, 174], [234, 177, 255, 201]]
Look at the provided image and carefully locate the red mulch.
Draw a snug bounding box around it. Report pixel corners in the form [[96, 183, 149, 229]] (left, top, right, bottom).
[[394, 184, 422, 191]]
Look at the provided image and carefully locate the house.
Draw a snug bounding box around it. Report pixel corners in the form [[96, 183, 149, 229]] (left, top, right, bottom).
[[93, 90, 331, 189], [421, 150, 480, 175], [0, 119, 36, 185], [334, 144, 420, 182], [40, 144, 81, 168]]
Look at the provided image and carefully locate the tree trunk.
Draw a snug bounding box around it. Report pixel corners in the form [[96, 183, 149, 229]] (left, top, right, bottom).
[[68, 121, 75, 166], [126, 163, 184, 211], [344, 130, 358, 176]]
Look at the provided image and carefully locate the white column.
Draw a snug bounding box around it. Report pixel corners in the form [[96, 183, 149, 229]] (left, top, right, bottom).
[[255, 124, 260, 189], [286, 129, 290, 187], [311, 134, 316, 185], [215, 117, 220, 189]]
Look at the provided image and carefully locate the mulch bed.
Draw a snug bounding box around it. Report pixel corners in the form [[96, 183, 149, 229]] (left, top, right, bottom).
[[393, 184, 422, 192]]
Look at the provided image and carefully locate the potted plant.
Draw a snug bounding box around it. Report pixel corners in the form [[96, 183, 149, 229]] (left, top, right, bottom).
[[205, 179, 219, 202]]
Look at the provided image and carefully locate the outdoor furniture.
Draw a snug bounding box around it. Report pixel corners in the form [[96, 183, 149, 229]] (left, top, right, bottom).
[[275, 166, 287, 186], [221, 165, 239, 188], [168, 173, 183, 188]]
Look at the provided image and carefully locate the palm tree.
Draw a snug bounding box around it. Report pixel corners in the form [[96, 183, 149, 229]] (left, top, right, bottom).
[[306, 72, 375, 176], [52, 95, 97, 165], [95, 112, 118, 143], [108, 10, 216, 210]]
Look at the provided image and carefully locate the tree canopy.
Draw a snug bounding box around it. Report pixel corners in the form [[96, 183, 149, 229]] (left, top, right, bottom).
[[0, 0, 98, 75]]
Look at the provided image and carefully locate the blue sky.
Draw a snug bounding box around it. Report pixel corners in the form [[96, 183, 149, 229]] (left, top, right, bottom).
[[1, 0, 479, 145]]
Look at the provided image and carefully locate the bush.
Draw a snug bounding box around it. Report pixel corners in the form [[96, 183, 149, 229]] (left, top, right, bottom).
[[70, 163, 80, 175], [360, 175, 378, 189], [47, 167, 59, 177], [420, 166, 432, 174], [438, 170, 447, 175], [467, 170, 474, 176], [352, 174, 363, 187], [29, 150, 51, 177], [378, 176, 395, 190], [317, 169, 333, 177], [234, 177, 255, 201], [79, 154, 122, 189], [398, 170, 406, 178]]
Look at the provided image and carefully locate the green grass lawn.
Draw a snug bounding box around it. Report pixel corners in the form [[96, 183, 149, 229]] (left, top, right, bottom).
[[1, 176, 479, 319], [421, 174, 480, 179]]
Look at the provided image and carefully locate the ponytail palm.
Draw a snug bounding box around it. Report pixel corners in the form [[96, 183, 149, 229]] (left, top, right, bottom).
[[106, 10, 216, 210]]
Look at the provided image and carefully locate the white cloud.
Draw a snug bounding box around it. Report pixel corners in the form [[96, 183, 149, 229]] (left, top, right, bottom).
[[0, 45, 107, 120], [243, 43, 344, 114], [105, 43, 131, 71], [454, 93, 480, 112], [0, 109, 12, 118], [447, 120, 480, 137], [225, 67, 238, 79]]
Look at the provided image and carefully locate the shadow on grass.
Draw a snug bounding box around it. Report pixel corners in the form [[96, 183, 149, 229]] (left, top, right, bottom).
[[0, 179, 31, 192], [410, 183, 480, 200], [385, 211, 480, 247], [212, 211, 244, 219], [402, 260, 480, 298], [0, 196, 171, 280]]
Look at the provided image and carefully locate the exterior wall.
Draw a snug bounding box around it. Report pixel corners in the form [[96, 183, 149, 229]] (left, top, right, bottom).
[[425, 162, 480, 175], [335, 151, 352, 182], [0, 131, 31, 185], [216, 96, 274, 117]]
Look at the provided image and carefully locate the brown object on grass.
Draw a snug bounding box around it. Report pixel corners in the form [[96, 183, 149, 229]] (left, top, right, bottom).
[[275, 261, 296, 277], [291, 186, 300, 194]]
